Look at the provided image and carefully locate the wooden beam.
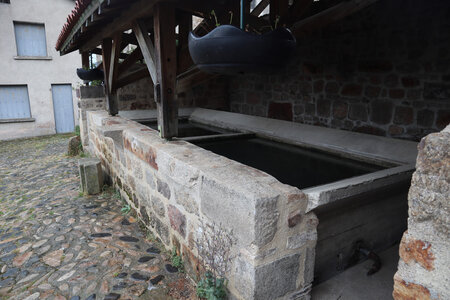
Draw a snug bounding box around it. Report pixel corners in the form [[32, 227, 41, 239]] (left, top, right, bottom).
[[154, 2, 178, 139], [102, 38, 118, 116], [79, 0, 159, 53], [116, 67, 150, 89], [108, 33, 122, 94], [270, 0, 289, 24], [288, 0, 313, 24], [251, 0, 269, 16], [291, 0, 379, 37], [81, 51, 90, 69], [91, 47, 128, 59], [132, 20, 157, 84], [177, 12, 193, 74], [119, 47, 143, 74]]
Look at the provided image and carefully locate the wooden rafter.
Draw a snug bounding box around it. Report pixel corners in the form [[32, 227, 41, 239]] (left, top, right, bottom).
[[132, 20, 158, 84], [116, 67, 150, 90], [251, 0, 269, 16], [108, 33, 122, 94], [101, 38, 118, 116], [119, 47, 143, 74], [79, 0, 159, 54], [287, 0, 313, 24], [291, 0, 379, 37]]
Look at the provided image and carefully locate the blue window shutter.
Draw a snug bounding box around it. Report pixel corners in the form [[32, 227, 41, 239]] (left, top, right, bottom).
[[14, 22, 47, 57], [0, 86, 32, 119]]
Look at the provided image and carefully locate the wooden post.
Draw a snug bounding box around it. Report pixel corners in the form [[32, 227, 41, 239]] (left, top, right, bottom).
[[154, 3, 178, 139], [270, 0, 289, 26], [81, 51, 90, 69], [108, 33, 122, 94], [102, 38, 118, 116], [177, 12, 192, 74], [81, 51, 90, 86]]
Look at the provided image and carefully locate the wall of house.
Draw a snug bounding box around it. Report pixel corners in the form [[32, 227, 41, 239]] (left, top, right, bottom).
[[229, 0, 450, 141], [393, 125, 449, 299], [0, 0, 82, 140]]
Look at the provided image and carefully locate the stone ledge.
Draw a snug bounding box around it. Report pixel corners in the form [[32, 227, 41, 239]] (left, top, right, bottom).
[[190, 108, 418, 166]]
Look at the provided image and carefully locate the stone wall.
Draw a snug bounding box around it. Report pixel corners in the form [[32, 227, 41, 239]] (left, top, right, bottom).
[[393, 125, 449, 299], [117, 78, 156, 111], [229, 0, 450, 141], [83, 110, 318, 300], [117, 76, 230, 111], [77, 86, 106, 146]]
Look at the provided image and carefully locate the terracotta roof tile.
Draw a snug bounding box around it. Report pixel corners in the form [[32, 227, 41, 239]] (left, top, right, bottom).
[[56, 0, 93, 51]]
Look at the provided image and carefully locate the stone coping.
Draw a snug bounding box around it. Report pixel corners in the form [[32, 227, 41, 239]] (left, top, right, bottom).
[[304, 164, 415, 212], [189, 108, 418, 166], [118, 108, 195, 122]]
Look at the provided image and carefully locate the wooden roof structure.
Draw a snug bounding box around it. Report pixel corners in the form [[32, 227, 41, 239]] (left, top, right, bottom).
[[57, 0, 378, 139]]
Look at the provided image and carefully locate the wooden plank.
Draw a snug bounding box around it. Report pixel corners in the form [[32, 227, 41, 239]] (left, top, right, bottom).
[[81, 51, 90, 69], [119, 47, 143, 74], [79, 0, 159, 53], [109, 33, 122, 93], [132, 20, 158, 84], [154, 2, 178, 139], [251, 0, 269, 16], [270, 0, 289, 24], [116, 67, 149, 89], [101, 38, 118, 116], [291, 0, 379, 37], [91, 47, 128, 59], [288, 0, 313, 24], [177, 12, 193, 74]]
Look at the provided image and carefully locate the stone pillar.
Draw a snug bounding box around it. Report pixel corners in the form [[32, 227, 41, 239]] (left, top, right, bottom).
[[393, 125, 450, 300], [79, 158, 104, 195], [77, 86, 106, 148]]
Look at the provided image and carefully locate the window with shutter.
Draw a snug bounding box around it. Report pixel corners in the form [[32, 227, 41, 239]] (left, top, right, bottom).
[[0, 85, 32, 120], [14, 22, 47, 57]]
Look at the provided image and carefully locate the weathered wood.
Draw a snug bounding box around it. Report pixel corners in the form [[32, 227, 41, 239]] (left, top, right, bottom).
[[81, 51, 90, 69], [116, 67, 150, 89], [288, 0, 313, 24], [79, 0, 159, 53], [177, 12, 193, 74], [251, 0, 269, 16], [291, 0, 379, 37], [119, 47, 143, 74], [108, 33, 122, 93], [91, 47, 128, 59], [102, 38, 118, 115], [132, 20, 157, 84], [154, 2, 178, 138], [270, 0, 289, 24]]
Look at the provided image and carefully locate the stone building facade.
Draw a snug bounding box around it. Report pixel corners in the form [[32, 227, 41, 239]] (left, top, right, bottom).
[[228, 0, 450, 141]]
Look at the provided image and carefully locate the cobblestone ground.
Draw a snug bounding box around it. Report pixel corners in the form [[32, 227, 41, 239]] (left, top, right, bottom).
[[0, 135, 194, 300]]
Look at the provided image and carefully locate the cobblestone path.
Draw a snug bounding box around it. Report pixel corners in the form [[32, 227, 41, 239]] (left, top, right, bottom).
[[0, 135, 193, 300]]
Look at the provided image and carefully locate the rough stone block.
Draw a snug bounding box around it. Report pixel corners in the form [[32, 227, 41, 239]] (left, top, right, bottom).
[[151, 195, 166, 217], [370, 100, 394, 125], [79, 86, 105, 99], [168, 205, 186, 238], [254, 254, 301, 300], [79, 158, 103, 195], [157, 178, 171, 199]]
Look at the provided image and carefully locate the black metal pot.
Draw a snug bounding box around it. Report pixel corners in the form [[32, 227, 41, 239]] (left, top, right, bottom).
[[76, 68, 104, 81], [188, 25, 296, 75]]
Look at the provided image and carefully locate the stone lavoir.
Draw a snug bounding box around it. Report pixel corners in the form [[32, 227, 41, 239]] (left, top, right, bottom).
[[80, 88, 419, 299]]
